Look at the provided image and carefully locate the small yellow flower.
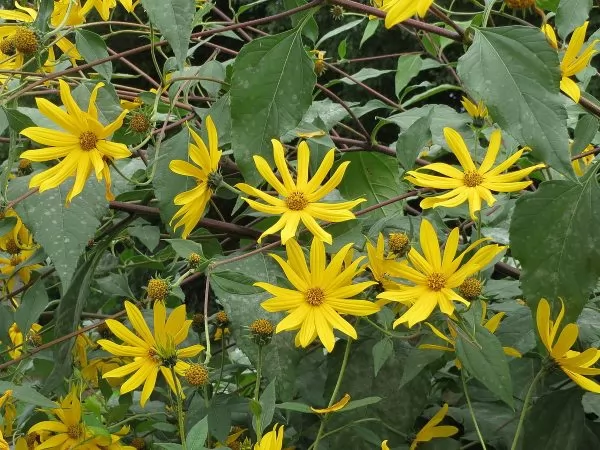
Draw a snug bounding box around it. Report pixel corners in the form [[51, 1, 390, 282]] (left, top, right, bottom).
[[81, 0, 138, 20], [169, 117, 222, 239], [237, 140, 365, 244], [377, 0, 433, 29], [0, 390, 16, 436], [256, 238, 379, 352], [0, 209, 33, 254], [366, 233, 404, 291], [51, 0, 86, 26], [0, 429, 7, 450], [98, 301, 204, 406], [8, 322, 42, 359], [571, 143, 595, 176], [20, 80, 130, 203], [461, 96, 488, 123], [406, 128, 545, 220], [0, 247, 42, 293], [310, 393, 351, 414], [410, 404, 458, 450], [254, 424, 284, 450], [377, 219, 505, 328], [542, 21, 600, 103], [381, 441, 389, 450], [536, 298, 600, 393]]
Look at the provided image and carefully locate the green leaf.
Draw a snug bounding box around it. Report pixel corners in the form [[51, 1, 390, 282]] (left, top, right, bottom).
[[337, 153, 405, 219], [128, 221, 160, 251], [343, 396, 382, 412], [72, 82, 122, 124], [556, 0, 592, 39], [571, 114, 599, 155], [457, 26, 573, 178], [15, 279, 48, 335], [396, 110, 433, 170], [522, 389, 584, 450], [141, 0, 194, 69], [197, 60, 225, 97], [372, 338, 393, 377], [211, 270, 262, 295], [0, 216, 17, 237], [275, 401, 313, 413], [537, 0, 559, 11], [2, 107, 35, 133], [395, 54, 422, 98], [153, 128, 192, 236], [8, 176, 108, 288], [316, 18, 364, 47], [230, 26, 316, 185], [253, 379, 276, 434], [75, 30, 112, 80], [0, 381, 56, 408], [284, 0, 319, 43], [186, 416, 208, 450], [510, 168, 600, 323], [165, 239, 204, 259], [360, 19, 379, 48], [455, 323, 513, 407]]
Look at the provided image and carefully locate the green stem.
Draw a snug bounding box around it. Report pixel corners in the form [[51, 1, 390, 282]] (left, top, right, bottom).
[[510, 367, 546, 450], [170, 366, 188, 450], [461, 371, 487, 450], [254, 345, 264, 440], [219, 181, 242, 196], [311, 336, 354, 450]]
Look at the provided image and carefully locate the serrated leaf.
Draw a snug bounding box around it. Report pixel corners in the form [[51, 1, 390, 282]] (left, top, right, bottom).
[[395, 54, 422, 98], [8, 176, 108, 288], [75, 30, 112, 80], [230, 27, 315, 185], [15, 279, 48, 335], [556, 0, 592, 39], [396, 110, 432, 170], [141, 0, 194, 69], [457, 26, 573, 178], [455, 324, 513, 407], [510, 168, 600, 323], [186, 416, 208, 450]]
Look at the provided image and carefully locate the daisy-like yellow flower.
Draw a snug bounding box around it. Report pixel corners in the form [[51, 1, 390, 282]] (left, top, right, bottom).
[[542, 22, 600, 103], [81, 0, 138, 20], [8, 322, 42, 359], [366, 233, 403, 291], [536, 298, 600, 393], [256, 238, 379, 352], [419, 303, 521, 367], [0, 209, 33, 254], [571, 143, 595, 177], [237, 140, 365, 244], [169, 116, 222, 239], [254, 424, 284, 450], [20, 80, 130, 204], [0, 390, 16, 436], [461, 96, 488, 124], [406, 128, 545, 220], [98, 301, 204, 406], [377, 0, 433, 29], [377, 219, 505, 328], [0, 1, 81, 68], [51, 0, 87, 27], [410, 404, 458, 450], [0, 246, 42, 293]]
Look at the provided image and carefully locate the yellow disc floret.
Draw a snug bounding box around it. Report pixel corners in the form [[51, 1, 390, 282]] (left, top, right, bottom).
[[13, 28, 38, 54], [504, 0, 535, 8], [185, 363, 210, 386], [388, 232, 410, 256], [459, 277, 483, 300], [147, 278, 169, 301]]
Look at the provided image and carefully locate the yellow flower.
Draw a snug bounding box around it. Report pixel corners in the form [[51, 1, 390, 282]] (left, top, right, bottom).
[[214, 327, 230, 341], [536, 298, 600, 393], [98, 301, 204, 406], [419, 303, 521, 367], [169, 117, 222, 239], [0, 390, 16, 436], [571, 143, 595, 177], [381, 441, 389, 450], [366, 233, 404, 291], [377, 219, 505, 328], [0, 247, 42, 293], [20, 80, 130, 203], [51, 0, 87, 27], [542, 21, 600, 103], [120, 97, 143, 111], [461, 96, 488, 122], [256, 238, 379, 352], [310, 393, 351, 414], [254, 424, 284, 450], [28, 388, 131, 450], [8, 322, 42, 359], [0, 1, 81, 67], [406, 128, 545, 220], [0, 429, 7, 450], [81, 0, 138, 21], [0, 209, 33, 254], [410, 403, 458, 450], [377, 0, 433, 29], [237, 140, 365, 244]]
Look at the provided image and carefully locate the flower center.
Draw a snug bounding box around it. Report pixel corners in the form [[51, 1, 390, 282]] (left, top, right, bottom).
[[10, 254, 22, 266], [25, 433, 39, 449], [129, 113, 150, 132], [147, 348, 161, 363], [4, 238, 20, 255], [12, 28, 38, 54], [463, 171, 484, 187], [79, 131, 98, 151], [426, 272, 446, 291], [286, 191, 309, 211], [305, 287, 325, 306], [459, 277, 483, 300], [67, 425, 81, 440], [388, 232, 410, 256], [0, 37, 15, 56]]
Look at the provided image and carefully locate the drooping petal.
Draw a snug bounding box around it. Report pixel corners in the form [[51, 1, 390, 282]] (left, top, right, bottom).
[[443, 127, 476, 171]]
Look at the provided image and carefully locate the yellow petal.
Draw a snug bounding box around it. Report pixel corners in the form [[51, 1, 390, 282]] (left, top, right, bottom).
[[310, 393, 351, 414]]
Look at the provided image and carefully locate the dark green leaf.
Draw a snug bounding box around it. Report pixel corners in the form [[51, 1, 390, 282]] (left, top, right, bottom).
[[141, 0, 195, 69], [165, 239, 204, 259], [395, 54, 422, 98], [15, 279, 48, 335], [0, 381, 56, 408], [3, 107, 35, 133], [455, 324, 513, 407], [75, 30, 112, 80], [571, 114, 599, 155], [343, 396, 382, 412], [458, 26, 573, 177], [253, 379, 276, 434], [284, 0, 319, 43], [556, 0, 592, 39], [211, 270, 261, 295], [396, 110, 433, 170], [0, 217, 18, 237], [275, 401, 312, 413], [510, 168, 600, 323], [230, 27, 315, 185], [372, 338, 393, 377]]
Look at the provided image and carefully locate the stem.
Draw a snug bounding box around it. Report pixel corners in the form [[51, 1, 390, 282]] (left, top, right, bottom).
[[253, 345, 264, 440], [203, 272, 212, 365], [461, 371, 487, 450], [170, 365, 188, 450], [510, 367, 546, 450], [311, 336, 354, 450]]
